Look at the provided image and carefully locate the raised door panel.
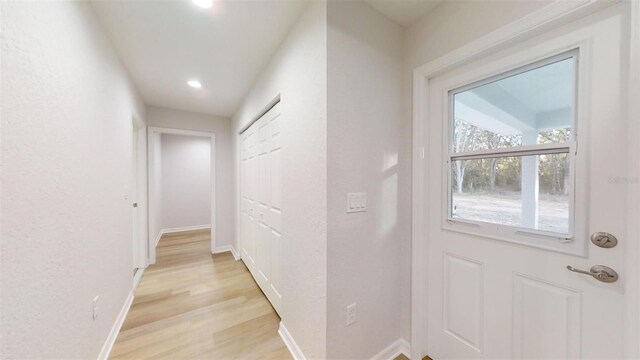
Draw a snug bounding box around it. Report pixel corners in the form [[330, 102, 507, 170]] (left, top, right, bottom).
[[244, 129, 258, 267], [256, 118, 270, 283], [443, 253, 484, 354], [269, 113, 282, 232], [512, 274, 581, 359], [240, 133, 251, 261], [268, 110, 282, 302]]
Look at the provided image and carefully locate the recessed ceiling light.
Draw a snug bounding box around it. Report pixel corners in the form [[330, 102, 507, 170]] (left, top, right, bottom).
[[192, 0, 213, 9], [187, 80, 202, 88]]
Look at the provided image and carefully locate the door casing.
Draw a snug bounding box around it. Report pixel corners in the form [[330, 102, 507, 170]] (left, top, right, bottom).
[[411, 1, 640, 358], [146, 127, 216, 264]]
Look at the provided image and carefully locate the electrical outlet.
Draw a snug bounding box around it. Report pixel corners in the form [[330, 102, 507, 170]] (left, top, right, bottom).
[[92, 296, 99, 320], [346, 303, 357, 326]]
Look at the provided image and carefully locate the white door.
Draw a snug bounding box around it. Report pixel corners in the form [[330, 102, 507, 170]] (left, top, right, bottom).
[[240, 103, 282, 313], [256, 116, 271, 282], [131, 120, 139, 273], [256, 104, 282, 312], [423, 8, 635, 359], [240, 121, 257, 269]]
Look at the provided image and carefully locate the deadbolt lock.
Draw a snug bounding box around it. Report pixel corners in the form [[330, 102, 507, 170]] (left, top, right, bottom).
[[591, 232, 617, 248]]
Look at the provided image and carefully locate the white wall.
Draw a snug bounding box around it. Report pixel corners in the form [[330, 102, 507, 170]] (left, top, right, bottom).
[[160, 134, 211, 230], [231, 2, 327, 358], [405, 0, 552, 69], [1, 2, 146, 358], [146, 106, 233, 247], [326, 2, 407, 358]]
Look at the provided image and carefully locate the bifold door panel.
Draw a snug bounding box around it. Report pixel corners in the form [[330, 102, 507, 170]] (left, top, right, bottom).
[[240, 103, 282, 313]]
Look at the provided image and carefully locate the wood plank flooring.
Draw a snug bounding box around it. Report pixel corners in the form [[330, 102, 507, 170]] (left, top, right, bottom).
[[110, 229, 291, 359]]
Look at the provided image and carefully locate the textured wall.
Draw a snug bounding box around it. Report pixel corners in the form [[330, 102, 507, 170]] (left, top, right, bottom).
[[327, 2, 406, 358], [405, 0, 552, 69], [160, 134, 211, 230], [231, 2, 328, 358], [1, 1, 145, 358], [145, 106, 233, 247]]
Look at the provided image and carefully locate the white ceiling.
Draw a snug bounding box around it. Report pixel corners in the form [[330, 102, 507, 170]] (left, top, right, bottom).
[[364, 0, 444, 27], [91, 1, 307, 117], [495, 58, 573, 114], [457, 58, 574, 135]]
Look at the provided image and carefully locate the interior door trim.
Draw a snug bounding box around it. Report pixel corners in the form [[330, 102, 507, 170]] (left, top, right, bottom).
[[147, 127, 217, 264], [238, 94, 281, 135]]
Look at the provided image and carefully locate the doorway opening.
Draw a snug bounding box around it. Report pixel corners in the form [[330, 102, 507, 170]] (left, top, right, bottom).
[[147, 127, 216, 264]]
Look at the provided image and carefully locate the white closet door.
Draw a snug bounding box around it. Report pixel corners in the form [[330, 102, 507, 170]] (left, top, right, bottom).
[[239, 103, 282, 314], [240, 124, 257, 270], [257, 116, 270, 283], [267, 107, 282, 306]]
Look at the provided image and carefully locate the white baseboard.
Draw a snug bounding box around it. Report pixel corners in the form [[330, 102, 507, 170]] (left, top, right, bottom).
[[278, 322, 306, 360], [371, 338, 411, 360], [97, 290, 135, 360], [160, 224, 211, 234], [230, 246, 240, 260], [154, 230, 163, 248], [132, 267, 146, 290], [155, 225, 211, 247], [213, 245, 240, 261]]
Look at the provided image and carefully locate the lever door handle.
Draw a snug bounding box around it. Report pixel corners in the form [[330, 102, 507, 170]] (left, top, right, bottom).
[[566, 265, 618, 283]]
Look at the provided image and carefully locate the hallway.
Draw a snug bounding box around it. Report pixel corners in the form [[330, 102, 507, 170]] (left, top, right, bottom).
[[3, 1, 640, 359], [110, 230, 290, 359]]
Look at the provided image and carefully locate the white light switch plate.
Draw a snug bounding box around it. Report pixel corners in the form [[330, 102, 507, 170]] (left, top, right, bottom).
[[347, 193, 367, 213]]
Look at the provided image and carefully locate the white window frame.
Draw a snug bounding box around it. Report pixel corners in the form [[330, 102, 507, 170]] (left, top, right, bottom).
[[444, 50, 579, 243]]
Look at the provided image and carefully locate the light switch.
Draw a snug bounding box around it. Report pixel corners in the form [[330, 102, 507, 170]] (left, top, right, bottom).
[[347, 193, 367, 213]]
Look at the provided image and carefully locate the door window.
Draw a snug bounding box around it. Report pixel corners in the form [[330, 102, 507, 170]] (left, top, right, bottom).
[[448, 52, 576, 237]]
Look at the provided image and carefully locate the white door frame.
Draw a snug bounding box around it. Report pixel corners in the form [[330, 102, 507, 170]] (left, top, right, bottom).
[[147, 126, 216, 264], [410, 0, 640, 358]]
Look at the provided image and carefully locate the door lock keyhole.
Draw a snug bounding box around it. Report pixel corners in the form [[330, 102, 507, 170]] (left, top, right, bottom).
[[591, 232, 618, 248]]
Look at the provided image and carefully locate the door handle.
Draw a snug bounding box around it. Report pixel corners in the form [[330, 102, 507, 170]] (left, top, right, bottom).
[[566, 265, 618, 283]]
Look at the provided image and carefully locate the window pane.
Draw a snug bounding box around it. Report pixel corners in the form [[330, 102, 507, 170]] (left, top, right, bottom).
[[451, 153, 569, 234], [452, 57, 574, 152]]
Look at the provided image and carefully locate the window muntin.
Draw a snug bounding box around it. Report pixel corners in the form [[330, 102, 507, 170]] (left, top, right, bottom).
[[448, 53, 576, 237]]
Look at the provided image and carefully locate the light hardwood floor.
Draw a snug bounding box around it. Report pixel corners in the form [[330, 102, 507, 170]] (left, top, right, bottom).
[[110, 229, 291, 359]]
